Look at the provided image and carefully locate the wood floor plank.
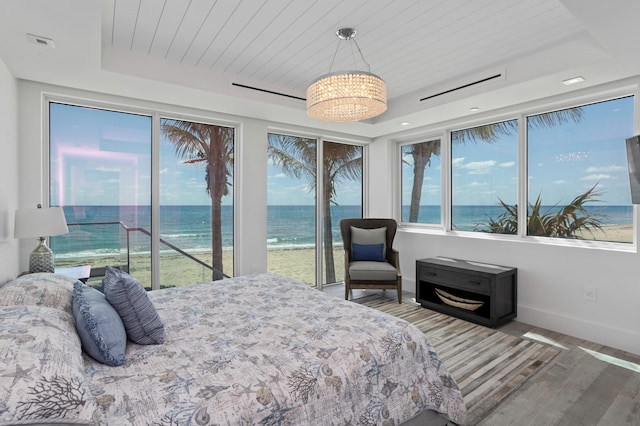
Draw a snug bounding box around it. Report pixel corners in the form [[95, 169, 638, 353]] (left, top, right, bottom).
[[558, 364, 633, 425], [599, 368, 640, 425], [325, 287, 640, 425]]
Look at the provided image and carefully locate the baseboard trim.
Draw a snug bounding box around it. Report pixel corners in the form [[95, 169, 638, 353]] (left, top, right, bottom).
[[406, 277, 640, 356], [517, 304, 640, 356]]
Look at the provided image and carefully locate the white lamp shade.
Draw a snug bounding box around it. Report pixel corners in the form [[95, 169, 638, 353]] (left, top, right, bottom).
[[14, 207, 69, 239]]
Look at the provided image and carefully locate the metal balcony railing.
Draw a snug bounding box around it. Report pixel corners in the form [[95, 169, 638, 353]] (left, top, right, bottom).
[[65, 221, 229, 280]]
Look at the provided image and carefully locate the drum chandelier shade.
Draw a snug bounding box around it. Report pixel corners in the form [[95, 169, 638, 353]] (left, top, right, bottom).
[[306, 28, 387, 122]]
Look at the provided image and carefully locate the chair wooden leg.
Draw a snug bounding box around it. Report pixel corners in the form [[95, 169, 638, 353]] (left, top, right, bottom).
[[345, 282, 349, 300]]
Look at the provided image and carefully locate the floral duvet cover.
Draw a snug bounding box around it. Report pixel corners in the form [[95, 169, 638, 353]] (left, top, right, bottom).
[[83, 273, 466, 425]]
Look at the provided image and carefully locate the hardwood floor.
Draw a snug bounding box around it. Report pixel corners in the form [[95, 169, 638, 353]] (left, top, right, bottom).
[[323, 285, 640, 425]]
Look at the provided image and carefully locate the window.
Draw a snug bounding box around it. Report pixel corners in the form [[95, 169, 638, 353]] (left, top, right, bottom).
[[267, 133, 317, 285], [49, 102, 235, 289], [49, 102, 152, 285], [451, 120, 518, 233], [401, 139, 441, 224], [159, 119, 234, 285], [527, 97, 634, 243], [322, 141, 363, 285], [267, 133, 363, 286]]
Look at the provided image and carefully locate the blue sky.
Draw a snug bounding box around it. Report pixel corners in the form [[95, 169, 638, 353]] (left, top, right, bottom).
[[51, 96, 634, 208], [402, 96, 634, 207]]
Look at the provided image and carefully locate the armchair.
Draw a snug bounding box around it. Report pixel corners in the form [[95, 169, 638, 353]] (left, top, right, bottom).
[[340, 218, 402, 303]]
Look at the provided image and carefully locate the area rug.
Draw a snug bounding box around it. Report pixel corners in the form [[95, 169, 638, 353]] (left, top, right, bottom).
[[360, 297, 560, 425]]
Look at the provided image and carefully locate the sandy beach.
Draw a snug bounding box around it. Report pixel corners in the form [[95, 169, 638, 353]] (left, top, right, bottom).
[[57, 247, 346, 288], [57, 224, 631, 288], [573, 224, 633, 243]]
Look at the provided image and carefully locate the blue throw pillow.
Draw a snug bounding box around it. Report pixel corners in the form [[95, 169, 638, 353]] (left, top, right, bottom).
[[352, 242, 385, 262], [103, 266, 165, 345], [73, 281, 127, 366]]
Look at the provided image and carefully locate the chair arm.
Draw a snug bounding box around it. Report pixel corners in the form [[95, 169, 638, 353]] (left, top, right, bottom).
[[388, 249, 401, 275]]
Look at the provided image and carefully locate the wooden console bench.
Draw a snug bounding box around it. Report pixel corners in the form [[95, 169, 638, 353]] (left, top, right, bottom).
[[416, 257, 517, 327]]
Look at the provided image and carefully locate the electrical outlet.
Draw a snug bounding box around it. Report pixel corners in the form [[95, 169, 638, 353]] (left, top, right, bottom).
[[583, 286, 597, 302]]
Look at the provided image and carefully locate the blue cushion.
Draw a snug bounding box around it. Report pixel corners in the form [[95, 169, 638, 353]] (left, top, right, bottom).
[[72, 281, 127, 366], [352, 242, 385, 262], [103, 266, 165, 345]]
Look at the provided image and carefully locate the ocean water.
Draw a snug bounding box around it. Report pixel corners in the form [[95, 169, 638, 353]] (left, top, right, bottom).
[[51, 204, 632, 259], [404, 205, 633, 231]]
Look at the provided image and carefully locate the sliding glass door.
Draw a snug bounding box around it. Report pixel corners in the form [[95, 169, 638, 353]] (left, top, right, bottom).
[[266, 133, 317, 285], [267, 133, 363, 287], [159, 118, 234, 286], [49, 102, 153, 286], [322, 141, 363, 285], [49, 102, 235, 289]]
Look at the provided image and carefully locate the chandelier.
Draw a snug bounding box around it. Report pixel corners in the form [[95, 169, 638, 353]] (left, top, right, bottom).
[[307, 28, 387, 122]]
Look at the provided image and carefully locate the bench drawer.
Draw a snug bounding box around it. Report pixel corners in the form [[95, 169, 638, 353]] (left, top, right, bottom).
[[419, 267, 492, 294]]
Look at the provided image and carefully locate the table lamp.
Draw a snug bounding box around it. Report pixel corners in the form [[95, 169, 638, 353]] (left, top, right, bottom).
[[14, 204, 69, 273]]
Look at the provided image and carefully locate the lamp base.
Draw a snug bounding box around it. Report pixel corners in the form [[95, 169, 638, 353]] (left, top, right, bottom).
[[28, 237, 55, 273]]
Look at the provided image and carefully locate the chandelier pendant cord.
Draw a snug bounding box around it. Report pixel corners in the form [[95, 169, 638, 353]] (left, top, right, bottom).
[[352, 39, 371, 72], [327, 35, 371, 74]]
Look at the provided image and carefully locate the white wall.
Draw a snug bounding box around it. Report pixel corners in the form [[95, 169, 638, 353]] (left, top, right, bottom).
[[0, 57, 18, 283], [369, 80, 640, 356]]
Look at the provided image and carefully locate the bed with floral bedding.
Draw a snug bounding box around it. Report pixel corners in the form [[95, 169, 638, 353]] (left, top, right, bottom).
[[0, 272, 466, 425]]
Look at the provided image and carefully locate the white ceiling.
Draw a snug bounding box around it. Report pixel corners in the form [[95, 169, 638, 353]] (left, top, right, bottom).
[[1, 0, 640, 138]]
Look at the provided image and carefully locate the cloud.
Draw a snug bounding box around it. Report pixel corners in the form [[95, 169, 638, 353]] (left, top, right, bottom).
[[581, 174, 613, 181], [465, 160, 496, 175], [452, 157, 465, 167], [585, 165, 625, 173], [468, 181, 488, 187], [553, 180, 566, 184], [499, 161, 515, 168], [95, 166, 122, 173], [453, 158, 496, 175]]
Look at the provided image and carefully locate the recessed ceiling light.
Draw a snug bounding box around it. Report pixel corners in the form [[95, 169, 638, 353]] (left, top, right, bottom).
[[400, 121, 411, 126], [470, 107, 480, 112], [562, 76, 585, 86]]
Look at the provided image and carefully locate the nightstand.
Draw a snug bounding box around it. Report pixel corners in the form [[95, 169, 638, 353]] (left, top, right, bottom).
[[54, 265, 92, 283]]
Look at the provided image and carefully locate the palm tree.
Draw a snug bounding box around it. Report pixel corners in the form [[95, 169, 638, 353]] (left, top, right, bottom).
[[406, 108, 585, 222], [404, 140, 440, 222], [268, 134, 362, 283], [161, 120, 234, 280], [477, 184, 604, 238]]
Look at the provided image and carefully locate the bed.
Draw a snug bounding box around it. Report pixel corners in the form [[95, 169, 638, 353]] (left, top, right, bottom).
[[0, 272, 466, 425]]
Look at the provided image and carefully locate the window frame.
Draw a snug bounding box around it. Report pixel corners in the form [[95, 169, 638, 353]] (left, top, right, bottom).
[[266, 127, 369, 288], [395, 84, 637, 251], [449, 117, 520, 235], [44, 93, 241, 289], [397, 134, 447, 230]]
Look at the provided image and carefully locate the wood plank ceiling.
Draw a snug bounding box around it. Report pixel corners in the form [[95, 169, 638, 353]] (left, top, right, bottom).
[[102, 0, 586, 103]]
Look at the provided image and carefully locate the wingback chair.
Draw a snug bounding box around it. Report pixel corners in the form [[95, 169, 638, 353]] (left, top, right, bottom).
[[340, 218, 402, 303]]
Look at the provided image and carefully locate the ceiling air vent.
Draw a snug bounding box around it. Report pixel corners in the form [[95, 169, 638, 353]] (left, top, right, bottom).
[[26, 33, 56, 49], [232, 83, 306, 101], [420, 73, 503, 102]]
